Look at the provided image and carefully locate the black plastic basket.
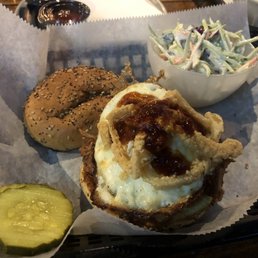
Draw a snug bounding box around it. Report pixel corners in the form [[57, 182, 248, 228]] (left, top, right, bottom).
[[47, 43, 152, 81], [54, 201, 258, 258]]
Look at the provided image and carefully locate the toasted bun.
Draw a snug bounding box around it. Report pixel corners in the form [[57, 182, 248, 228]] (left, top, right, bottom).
[[80, 133, 229, 231], [80, 83, 243, 232], [24, 66, 128, 151]]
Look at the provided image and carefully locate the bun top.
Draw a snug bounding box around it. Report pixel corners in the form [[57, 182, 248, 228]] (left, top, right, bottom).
[[24, 66, 128, 151]]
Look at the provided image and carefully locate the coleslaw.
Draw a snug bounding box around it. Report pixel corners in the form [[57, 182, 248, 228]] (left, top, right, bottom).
[[149, 18, 258, 76]]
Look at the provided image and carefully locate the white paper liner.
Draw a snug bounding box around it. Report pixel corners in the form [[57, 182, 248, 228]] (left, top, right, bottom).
[[0, 1, 258, 257]]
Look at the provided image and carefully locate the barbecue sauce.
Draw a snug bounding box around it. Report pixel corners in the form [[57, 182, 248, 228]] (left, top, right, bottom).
[[115, 92, 207, 176]]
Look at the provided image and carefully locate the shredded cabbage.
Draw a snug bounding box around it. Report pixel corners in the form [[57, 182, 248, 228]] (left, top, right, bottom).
[[149, 18, 258, 76]]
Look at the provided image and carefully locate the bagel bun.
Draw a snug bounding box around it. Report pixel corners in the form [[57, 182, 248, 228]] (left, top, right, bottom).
[[24, 66, 129, 151], [80, 82, 243, 232]]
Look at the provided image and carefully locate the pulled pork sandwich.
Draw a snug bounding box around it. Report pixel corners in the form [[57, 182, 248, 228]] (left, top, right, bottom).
[[80, 82, 243, 231]]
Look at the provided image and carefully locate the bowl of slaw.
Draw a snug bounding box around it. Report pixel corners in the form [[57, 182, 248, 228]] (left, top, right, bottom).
[[147, 19, 258, 107]]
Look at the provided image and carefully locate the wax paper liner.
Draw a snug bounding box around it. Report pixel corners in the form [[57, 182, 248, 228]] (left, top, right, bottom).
[[0, 1, 258, 257]]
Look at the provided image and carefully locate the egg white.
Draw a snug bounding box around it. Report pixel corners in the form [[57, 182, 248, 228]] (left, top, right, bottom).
[[94, 83, 203, 211]]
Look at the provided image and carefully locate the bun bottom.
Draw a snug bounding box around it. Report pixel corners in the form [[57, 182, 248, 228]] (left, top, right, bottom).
[[80, 136, 226, 232]]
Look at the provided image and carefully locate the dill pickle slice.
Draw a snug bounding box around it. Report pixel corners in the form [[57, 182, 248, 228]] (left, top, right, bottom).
[[0, 184, 73, 256]]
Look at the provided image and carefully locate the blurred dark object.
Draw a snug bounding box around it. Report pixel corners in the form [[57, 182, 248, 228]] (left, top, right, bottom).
[[15, 0, 43, 28], [15, 0, 90, 28], [250, 25, 258, 47], [37, 0, 90, 27], [193, 0, 224, 8], [15, 0, 51, 28]]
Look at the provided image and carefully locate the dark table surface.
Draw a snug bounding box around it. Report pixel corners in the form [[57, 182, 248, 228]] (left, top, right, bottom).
[[54, 201, 258, 258]]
